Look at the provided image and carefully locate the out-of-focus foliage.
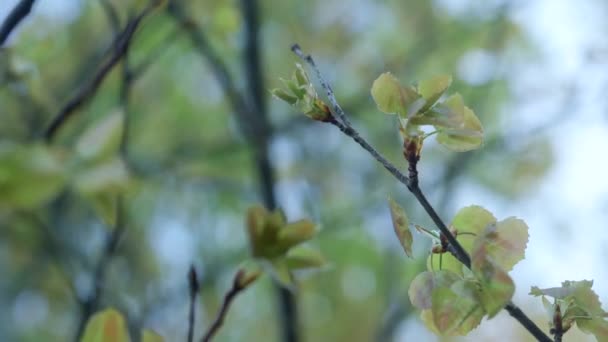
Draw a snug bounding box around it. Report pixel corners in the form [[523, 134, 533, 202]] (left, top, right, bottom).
[[531, 280, 608, 341], [1, 0, 585, 341]]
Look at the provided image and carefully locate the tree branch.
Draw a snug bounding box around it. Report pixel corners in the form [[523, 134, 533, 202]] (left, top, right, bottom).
[[201, 269, 255, 342], [291, 44, 553, 342], [0, 0, 36, 46], [43, 2, 159, 141], [167, 2, 255, 141], [188, 265, 200, 342], [241, 1, 299, 341]]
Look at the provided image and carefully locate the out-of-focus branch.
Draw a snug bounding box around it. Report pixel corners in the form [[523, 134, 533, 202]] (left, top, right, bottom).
[[43, 2, 160, 141], [240, 1, 299, 341], [0, 0, 36, 46], [169, 2, 299, 341], [201, 269, 257, 342], [167, 2, 256, 140], [291, 44, 553, 342], [188, 266, 200, 342], [73, 200, 126, 341]]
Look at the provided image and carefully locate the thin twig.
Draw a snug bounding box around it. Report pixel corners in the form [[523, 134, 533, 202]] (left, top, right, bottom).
[[43, 2, 159, 141], [325, 115, 471, 266], [0, 0, 36, 46], [188, 265, 200, 342], [201, 270, 254, 342], [291, 44, 351, 127], [292, 44, 553, 342]]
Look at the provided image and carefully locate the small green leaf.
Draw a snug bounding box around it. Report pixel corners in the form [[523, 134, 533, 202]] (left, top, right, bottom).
[[0, 143, 66, 209], [409, 270, 461, 310], [81, 308, 130, 342], [388, 197, 413, 257], [431, 281, 483, 335], [577, 317, 608, 341], [418, 74, 452, 111], [277, 219, 315, 250], [294, 63, 310, 87], [486, 218, 529, 272], [285, 246, 325, 269], [268, 258, 294, 289], [471, 232, 515, 317], [73, 158, 131, 195], [371, 72, 419, 115], [76, 109, 124, 162], [273, 65, 331, 121], [141, 329, 164, 342], [436, 100, 483, 152], [271, 88, 298, 104]]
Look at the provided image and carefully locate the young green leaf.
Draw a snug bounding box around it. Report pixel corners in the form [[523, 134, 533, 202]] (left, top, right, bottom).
[[81, 308, 130, 342], [431, 282, 484, 335], [471, 255, 514, 317], [272, 65, 330, 121], [268, 258, 294, 289], [276, 219, 316, 250], [285, 246, 325, 269], [76, 109, 124, 162], [485, 218, 529, 272], [371, 72, 419, 116], [388, 197, 413, 257], [436, 101, 483, 152], [0, 143, 66, 209], [418, 74, 452, 112], [408, 270, 461, 310], [73, 158, 131, 194]]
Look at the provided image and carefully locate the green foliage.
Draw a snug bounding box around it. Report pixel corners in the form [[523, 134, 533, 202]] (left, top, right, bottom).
[[81, 308, 164, 342], [530, 280, 608, 340], [406, 206, 528, 335], [271, 64, 330, 121], [370, 72, 483, 152], [245, 204, 324, 287], [0, 142, 66, 209]]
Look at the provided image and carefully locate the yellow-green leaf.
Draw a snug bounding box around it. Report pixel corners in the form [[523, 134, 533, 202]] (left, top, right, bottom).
[[436, 97, 483, 152], [285, 246, 325, 269], [0, 143, 66, 209], [371, 72, 419, 115], [418, 74, 452, 111], [76, 109, 124, 162], [471, 233, 515, 317], [277, 219, 315, 250], [431, 282, 484, 335], [73, 158, 131, 195], [141, 329, 164, 342], [388, 197, 413, 257], [409, 270, 461, 310], [81, 308, 130, 342]]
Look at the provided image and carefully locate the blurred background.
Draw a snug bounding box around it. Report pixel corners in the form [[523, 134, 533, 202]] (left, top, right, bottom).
[[1, 0, 608, 341]]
